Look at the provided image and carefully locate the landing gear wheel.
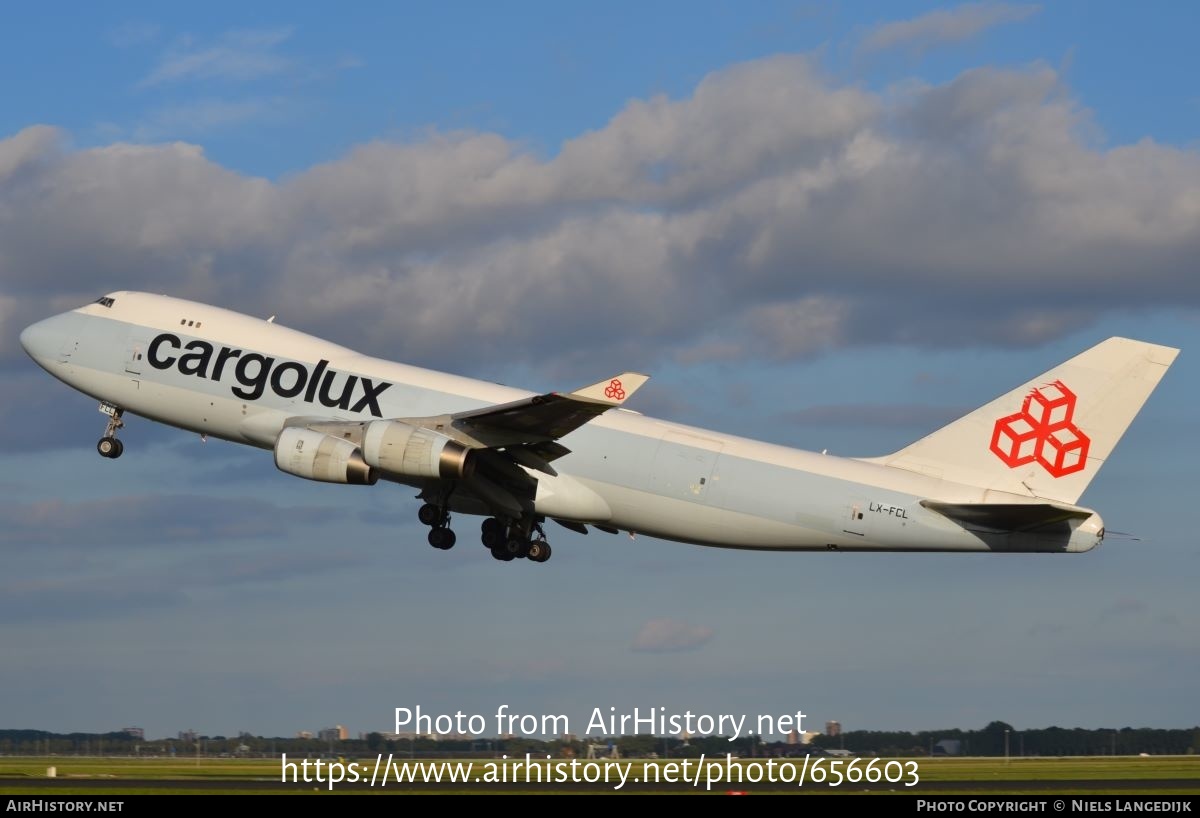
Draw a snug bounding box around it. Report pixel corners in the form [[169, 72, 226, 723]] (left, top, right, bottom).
[[96, 404, 125, 458], [490, 543, 514, 561], [481, 518, 505, 547], [418, 504, 442, 526], [97, 436, 123, 459], [503, 538, 528, 559], [526, 540, 551, 563], [428, 528, 456, 550]]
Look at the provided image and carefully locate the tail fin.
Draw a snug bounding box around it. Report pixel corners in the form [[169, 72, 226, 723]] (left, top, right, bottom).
[[867, 337, 1179, 504]]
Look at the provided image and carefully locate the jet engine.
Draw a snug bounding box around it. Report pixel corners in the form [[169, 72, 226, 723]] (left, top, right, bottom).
[[274, 427, 378, 485], [361, 420, 474, 480]]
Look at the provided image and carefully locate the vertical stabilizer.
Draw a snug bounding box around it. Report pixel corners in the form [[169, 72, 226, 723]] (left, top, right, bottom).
[[867, 338, 1178, 504]]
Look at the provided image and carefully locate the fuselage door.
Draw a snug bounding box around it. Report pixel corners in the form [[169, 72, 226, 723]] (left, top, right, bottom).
[[843, 498, 868, 537], [650, 431, 725, 504], [125, 337, 150, 374]]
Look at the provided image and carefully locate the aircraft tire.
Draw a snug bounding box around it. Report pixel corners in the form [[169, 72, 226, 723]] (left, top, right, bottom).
[[428, 528, 455, 550]]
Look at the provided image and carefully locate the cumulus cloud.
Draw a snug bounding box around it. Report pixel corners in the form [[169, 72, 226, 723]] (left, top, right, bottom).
[[4, 54, 1200, 386], [861, 2, 1040, 54], [631, 618, 714, 653]]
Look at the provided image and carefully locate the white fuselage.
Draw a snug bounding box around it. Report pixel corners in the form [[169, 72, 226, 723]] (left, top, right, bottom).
[[20, 292, 1103, 553]]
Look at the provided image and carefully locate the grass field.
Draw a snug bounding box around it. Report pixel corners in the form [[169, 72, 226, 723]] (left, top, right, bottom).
[[1, 755, 1197, 795]]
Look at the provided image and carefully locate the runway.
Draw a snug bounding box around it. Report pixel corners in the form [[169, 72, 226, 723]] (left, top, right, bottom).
[[4, 775, 1198, 794]]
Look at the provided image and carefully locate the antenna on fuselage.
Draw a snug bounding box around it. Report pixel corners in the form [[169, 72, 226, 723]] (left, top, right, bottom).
[[266, 315, 276, 323]]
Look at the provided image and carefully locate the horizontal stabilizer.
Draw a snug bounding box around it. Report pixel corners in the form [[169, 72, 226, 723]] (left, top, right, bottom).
[[921, 500, 1094, 531]]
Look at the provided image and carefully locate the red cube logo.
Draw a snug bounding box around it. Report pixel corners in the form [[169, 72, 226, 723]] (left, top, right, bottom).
[[1023, 381, 1075, 428], [1038, 424, 1088, 475], [990, 413, 1039, 466], [990, 380, 1091, 478]]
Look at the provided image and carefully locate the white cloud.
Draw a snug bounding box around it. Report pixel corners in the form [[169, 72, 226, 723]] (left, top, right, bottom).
[[631, 618, 714, 653], [139, 27, 296, 86], [862, 2, 1040, 55], [3, 54, 1200, 377]]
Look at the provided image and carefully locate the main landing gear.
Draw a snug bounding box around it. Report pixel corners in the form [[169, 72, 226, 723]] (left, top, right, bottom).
[[481, 517, 552, 563], [418, 503, 457, 550], [416, 499, 552, 563], [96, 403, 124, 459]]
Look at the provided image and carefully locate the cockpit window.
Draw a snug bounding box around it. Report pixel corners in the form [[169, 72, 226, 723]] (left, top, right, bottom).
[[94, 296, 115, 308]]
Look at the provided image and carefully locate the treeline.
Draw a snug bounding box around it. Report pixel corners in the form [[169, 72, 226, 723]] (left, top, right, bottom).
[[2, 721, 1198, 758], [0, 730, 142, 756], [808, 721, 1200, 757]]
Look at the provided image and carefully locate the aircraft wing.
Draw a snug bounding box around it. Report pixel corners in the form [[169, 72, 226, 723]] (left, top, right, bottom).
[[298, 372, 649, 517], [449, 372, 650, 450]]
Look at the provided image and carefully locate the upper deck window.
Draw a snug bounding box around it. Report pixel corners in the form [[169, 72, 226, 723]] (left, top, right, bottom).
[[94, 296, 115, 308]]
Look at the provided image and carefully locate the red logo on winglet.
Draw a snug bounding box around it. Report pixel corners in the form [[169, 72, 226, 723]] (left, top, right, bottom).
[[604, 379, 626, 401], [990, 380, 1090, 477]]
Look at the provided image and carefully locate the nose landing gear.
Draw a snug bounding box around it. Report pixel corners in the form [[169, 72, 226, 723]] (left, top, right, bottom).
[[97, 403, 124, 459]]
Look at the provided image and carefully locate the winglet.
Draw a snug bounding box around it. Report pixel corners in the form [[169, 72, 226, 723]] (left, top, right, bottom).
[[570, 373, 650, 406]]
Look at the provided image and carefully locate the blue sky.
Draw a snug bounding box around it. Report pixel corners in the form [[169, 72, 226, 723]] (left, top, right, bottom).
[[2, 2, 1198, 742]]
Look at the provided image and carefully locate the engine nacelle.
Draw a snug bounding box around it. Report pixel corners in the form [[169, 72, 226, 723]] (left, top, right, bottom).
[[361, 421, 474, 480], [274, 427, 378, 485]]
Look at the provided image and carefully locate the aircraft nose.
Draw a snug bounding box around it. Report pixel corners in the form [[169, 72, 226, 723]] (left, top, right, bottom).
[[20, 316, 58, 365]]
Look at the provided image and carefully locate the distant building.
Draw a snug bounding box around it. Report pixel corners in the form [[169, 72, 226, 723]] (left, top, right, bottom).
[[122, 727, 144, 740], [318, 725, 348, 742], [933, 739, 962, 756], [296, 731, 313, 739], [826, 721, 841, 737], [787, 730, 800, 745], [177, 730, 197, 742]]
